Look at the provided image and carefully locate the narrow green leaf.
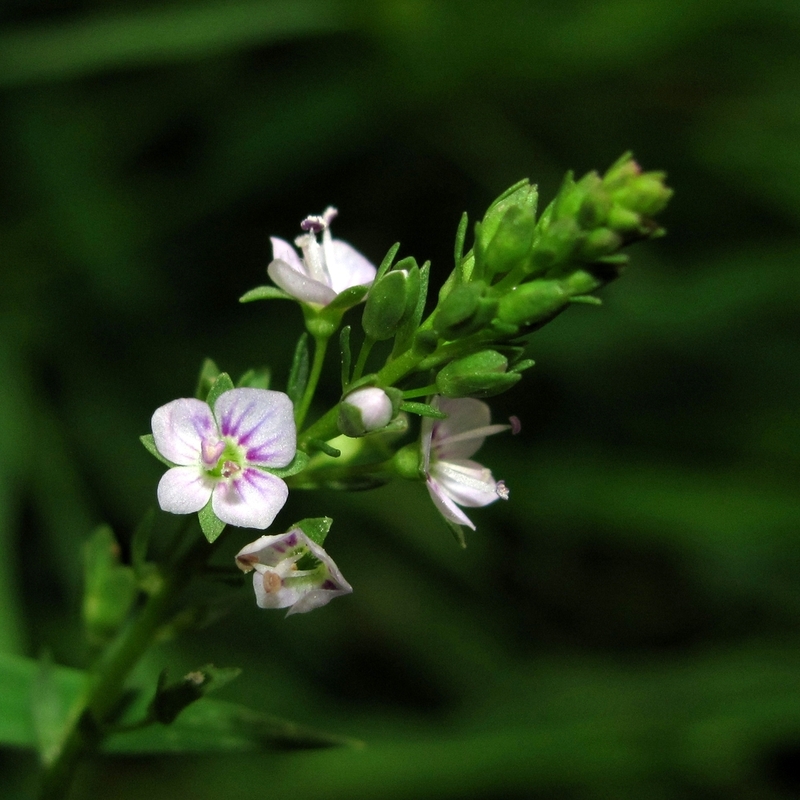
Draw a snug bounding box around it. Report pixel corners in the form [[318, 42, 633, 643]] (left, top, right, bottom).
[[239, 286, 292, 303], [32, 651, 65, 765], [400, 401, 447, 419], [454, 211, 468, 274], [195, 358, 221, 400], [198, 500, 225, 543], [237, 366, 271, 389], [375, 241, 401, 282], [261, 451, 309, 479], [339, 325, 352, 390], [291, 517, 333, 546], [206, 372, 235, 410], [568, 294, 603, 305], [139, 434, 174, 468], [287, 333, 310, 406]]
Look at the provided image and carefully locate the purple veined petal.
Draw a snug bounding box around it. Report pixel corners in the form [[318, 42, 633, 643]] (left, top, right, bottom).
[[213, 388, 296, 467], [287, 581, 353, 615], [270, 237, 304, 271], [324, 236, 377, 294], [434, 397, 508, 460], [426, 477, 476, 530], [431, 458, 500, 508], [157, 466, 215, 514], [211, 468, 288, 529], [267, 258, 337, 306], [235, 529, 304, 570], [151, 398, 216, 465]]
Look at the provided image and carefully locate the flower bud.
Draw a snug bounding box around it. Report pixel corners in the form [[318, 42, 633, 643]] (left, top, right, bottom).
[[432, 281, 498, 340], [362, 263, 420, 341], [338, 387, 395, 437], [475, 182, 538, 278], [436, 350, 521, 398], [495, 279, 568, 329]]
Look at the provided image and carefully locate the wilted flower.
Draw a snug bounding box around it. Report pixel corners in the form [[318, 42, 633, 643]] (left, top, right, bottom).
[[421, 397, 509, 530], [151, 388, 296, 529], [267, 207, 376, 306], [235, 529, 353, 614]]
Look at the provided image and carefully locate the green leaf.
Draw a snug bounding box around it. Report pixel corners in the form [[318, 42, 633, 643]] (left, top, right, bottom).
[[290, 517, 333, 546], [287, 333, 310, 406], [375, 241, 401, 282], [400, 401, 447, 419], [239, 286, 292, 303], [105, 697, 360, 754], [83, 525, 138, 645], [32, 651, 65, 765], [195, 358, 221, 400], [198, 500, 226, 543], [206, 372, 235, 410], [139, 434, 174, 468], [261, 451, 309, 479], [237, 366, 271, 389], [339, 325, 352, 390], [149, 665, 242, 725]]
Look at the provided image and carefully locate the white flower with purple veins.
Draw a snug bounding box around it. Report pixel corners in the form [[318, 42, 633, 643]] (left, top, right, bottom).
[[235, 529, 353, 614], [151, 388, 296, 529], [422, 397, 510, 530], [267, 207, 376, 306]]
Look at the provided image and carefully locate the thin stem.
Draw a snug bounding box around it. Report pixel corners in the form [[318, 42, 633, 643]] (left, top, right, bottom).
[[351, 336, 374, 383], [294, 333, 330, 430]]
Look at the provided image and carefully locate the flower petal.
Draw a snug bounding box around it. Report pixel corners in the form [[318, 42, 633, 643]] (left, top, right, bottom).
[[211, 468, 288, 529], [270, 237, 304, 271], [151, 398, 216, 465], [213, 388, 296, 467], [157, 466, 214, 514], [426, 477, 476, 529], [324, 237, 377, 294], [434, 397, 507, 460], [267, 258, 337, 306], [430, 458, 500, 508]]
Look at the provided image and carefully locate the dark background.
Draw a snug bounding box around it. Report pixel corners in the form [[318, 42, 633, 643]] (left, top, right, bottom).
[[2, 1, 800, 797]]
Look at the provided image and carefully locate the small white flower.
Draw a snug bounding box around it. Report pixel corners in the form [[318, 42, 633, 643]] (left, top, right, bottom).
[[421, 397, 509, 530], [267, 207, 376, 306], [235, 529, 353, 614], [151, 388, 296, 529]]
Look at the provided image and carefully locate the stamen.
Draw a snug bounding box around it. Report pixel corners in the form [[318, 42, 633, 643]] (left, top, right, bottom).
[[235, 553, 259, 573], [221, 460, 241, 479], [496, 480, 510, 500], [262, 570, 283, 594], [201, 438, 225, 467], [509, 416, 522, 435], [300, 215, 327, 234]]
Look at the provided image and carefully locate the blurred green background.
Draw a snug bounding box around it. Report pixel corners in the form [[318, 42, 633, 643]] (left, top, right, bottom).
[[2, 0, 800, 797]]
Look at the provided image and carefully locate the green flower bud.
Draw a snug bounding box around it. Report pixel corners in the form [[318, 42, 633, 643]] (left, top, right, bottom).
[[496, 279, 568, 328], [579, 228, 623, 260], [362, 264, 420, 341], [436, 350, 521, 398], [475, 182, 538, 278], [432, 281, 497, 340]]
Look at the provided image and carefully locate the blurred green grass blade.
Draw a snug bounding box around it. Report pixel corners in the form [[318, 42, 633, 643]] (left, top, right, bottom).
[[0, 0, 351, 87], [0, 653, 85, 748], [105, 697, 361, 753]]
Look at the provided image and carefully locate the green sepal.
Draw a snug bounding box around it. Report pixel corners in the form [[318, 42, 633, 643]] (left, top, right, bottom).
[[342, 372, 381, 395], [400, 401, 447, 419], [454, 211, 469, 277], [432, 281, 497, 340], [206, 373, 235, 410], [140, 434, 174, 468], [375, 241, 401, 282], [198, 500, 226, 543], [361, 263, 419, 341], [569, 294, 603, 305], [287, 333, 310, 406], [435, 350, 521, 398], [260, 451, 309, 479], [392, 260, 430, 357], [306, 439, 342, 458], [149, 665, 242, 726], [444, 519, 467, 549], [325, 283, 370, 312], [511, 358, 536, 374], [290, 516, 333, 546], [239, 286, 292, 303], [195, 358, 221, 400], [237, 367, 271, 389], [83, 525, 138, 645]]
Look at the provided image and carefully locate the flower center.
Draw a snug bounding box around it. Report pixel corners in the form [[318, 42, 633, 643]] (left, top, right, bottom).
[[201, 436, 245, 480]]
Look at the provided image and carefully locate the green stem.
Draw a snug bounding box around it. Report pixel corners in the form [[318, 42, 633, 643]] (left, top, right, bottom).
[[351, 336, 374, 383], [37, 527, 215, 800], [294, 334, 330, 430]]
